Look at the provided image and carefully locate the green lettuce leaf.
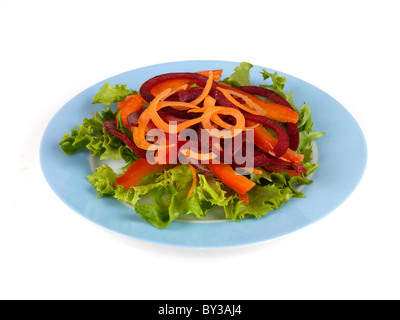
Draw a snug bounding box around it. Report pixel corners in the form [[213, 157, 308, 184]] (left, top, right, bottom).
[[92, 82, 138, 108], [221, 62, 253, 87], [260, 69, 287, 92], [87, 164, 118, 197], [296, 103, 325, 162], [59, 108, 137, 165], [225, 186, 293, 221]]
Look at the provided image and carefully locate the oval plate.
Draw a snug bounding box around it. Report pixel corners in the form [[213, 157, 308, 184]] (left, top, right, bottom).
[[40, 60, 367, 248]]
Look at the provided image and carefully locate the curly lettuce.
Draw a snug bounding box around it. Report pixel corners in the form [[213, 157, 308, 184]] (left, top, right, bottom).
[[59, 83, 138, 164], [92, 82, 138, 109], [59, 108, 137, 165], [221, 62, 253, 87]]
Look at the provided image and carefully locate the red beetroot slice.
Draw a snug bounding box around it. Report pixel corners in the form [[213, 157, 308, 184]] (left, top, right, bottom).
[[243, 114, 289, 158], [178, 88, 204, 102], [266, 162, 294, 171], [158, 107, 202, 119], [139, 72, 218, 102], [126, 109, 144, 127], [237, 86, 300, 151], [267, 156, 307, 173], [266, 162, 306, 174], [218, 132, 271, 168], [190, 162, 213, 175], [294, 163, 307, 173], [159, 114, 188, 125], [230, 153, 271, 168], [103, 120, 147, 159], [212, 90, 239, 109]]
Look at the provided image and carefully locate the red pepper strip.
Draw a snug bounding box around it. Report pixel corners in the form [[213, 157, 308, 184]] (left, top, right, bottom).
[[237, 86, 300, 151], [196, 69, 223, 80], [103, 120, 147, 159], [207, 163, 256, 195], [115, 158, 171, 189], [238, 193, 249, 203], [116, 94, 146, 127]]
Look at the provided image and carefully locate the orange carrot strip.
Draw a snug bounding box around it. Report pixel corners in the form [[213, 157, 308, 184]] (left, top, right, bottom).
[[203, 95, 216, 108], [207, 163, 256, 195], [216, 87, 264, 115], [210, 108, 245, 131], [180, 148, 218, 162], [150, 101, 245, 135], [151, 108, 205, 134], [147, 85, 205, 134], [133, 89, 172, 150], [192, 106, 245, 138], [134, 88, 205, 148], [187, 164, 197, 198], [202, 120, 229, 138], [167, 83, 189, 97], [191, 71, 214, 105]]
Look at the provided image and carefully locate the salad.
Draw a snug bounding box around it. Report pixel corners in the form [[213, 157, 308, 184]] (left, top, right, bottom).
[[59, 62, 324, 228]]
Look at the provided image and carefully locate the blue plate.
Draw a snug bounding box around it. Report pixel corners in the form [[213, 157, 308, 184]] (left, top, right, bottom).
[[40, 60, 367, 248]]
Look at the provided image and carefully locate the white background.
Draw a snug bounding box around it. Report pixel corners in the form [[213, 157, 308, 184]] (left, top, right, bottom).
[[1, 0, 399, 300]]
